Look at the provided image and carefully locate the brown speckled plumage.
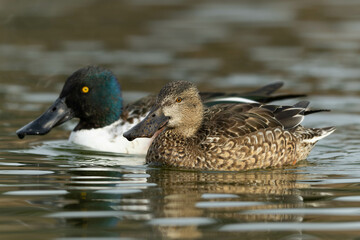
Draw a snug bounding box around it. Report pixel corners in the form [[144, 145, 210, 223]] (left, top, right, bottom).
[[125, 81, 335, 171]]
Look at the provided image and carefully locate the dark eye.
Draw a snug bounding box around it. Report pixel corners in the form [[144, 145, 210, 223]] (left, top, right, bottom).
[[82, 86, 89, 93], [176, 97, 182, 103]]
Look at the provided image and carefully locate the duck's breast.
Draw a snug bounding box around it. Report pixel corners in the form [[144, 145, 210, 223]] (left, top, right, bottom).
[[69, 118, 153, 154]]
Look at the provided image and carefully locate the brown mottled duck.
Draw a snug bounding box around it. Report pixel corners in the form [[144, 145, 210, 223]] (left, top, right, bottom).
[[124, 81, 335, 171]]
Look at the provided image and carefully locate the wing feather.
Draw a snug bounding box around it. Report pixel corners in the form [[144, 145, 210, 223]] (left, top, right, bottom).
[[200, 101, 310, 141]]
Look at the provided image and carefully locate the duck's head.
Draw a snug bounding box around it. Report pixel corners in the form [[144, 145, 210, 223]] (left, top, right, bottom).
[[124, 80, 204, 141], [16, 66, 123, 139]]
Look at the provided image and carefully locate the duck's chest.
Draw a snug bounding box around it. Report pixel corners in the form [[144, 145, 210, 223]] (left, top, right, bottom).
[[146, 133, 199, 167], [69, 119, 154, 154]]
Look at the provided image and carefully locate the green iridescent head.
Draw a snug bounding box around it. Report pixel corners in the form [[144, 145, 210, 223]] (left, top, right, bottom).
[[16, 66, 123, 139], [61, 66, 123, 130]]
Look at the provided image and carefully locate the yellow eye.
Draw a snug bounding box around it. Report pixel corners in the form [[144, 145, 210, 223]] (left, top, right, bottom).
[[176, 97, 182, 103], [82, 86, 89, 93]]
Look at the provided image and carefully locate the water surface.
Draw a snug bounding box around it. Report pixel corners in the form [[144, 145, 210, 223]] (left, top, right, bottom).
[[1, 0, 360, 239]]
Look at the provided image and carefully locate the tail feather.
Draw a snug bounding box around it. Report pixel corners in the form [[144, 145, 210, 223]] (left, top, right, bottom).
[[201, 82, 305, 105], [261, 101, 333, 131], [303, 126, 336, 143], [262, 101, 309, 129]]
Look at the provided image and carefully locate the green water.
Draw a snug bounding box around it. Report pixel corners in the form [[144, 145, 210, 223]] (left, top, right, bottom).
[[1, 1, 360, 239]]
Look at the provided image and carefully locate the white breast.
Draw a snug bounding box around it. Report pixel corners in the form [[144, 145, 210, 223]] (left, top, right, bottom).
[[69, 117, 152, 154]]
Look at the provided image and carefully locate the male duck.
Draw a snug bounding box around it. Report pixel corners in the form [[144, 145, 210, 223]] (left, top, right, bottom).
[[124, 81, 335, 171], [16, 66, 303, 154]]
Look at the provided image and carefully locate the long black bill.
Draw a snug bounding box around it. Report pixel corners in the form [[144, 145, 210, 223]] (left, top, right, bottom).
[[16, 98, 75, 139], [123, 108, 169, 141]]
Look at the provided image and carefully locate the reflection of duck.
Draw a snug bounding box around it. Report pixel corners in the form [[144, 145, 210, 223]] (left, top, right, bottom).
[[46, 166, 152, 235], [148, 168, 308, 201], [146, 168, 308, 239], [16, 66, 303, 154], [125, 81, 335, 171]]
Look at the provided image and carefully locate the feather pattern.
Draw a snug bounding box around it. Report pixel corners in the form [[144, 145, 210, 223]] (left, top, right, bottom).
[[141, 81, 335, 171]]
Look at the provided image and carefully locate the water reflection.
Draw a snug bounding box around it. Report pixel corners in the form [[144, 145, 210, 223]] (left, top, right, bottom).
[[0, 155, 152, 238], [145, 168, 308, 239]]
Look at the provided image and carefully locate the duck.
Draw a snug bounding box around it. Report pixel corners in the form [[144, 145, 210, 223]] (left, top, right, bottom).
[[16, 66, 304, 154], [123, 80, 335, 171]]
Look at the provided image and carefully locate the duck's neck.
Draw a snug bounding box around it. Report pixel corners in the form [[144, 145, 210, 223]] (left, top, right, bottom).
[[75, 97, 123, 131], [75, 109, 122, 131]]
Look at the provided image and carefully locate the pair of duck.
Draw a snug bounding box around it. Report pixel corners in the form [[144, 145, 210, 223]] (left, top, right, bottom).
[[17, 66, 335, 171]]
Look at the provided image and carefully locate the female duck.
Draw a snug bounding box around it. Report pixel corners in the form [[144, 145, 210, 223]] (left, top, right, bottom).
[[16, 66, 303, 154], [124, 81, 335, 171]]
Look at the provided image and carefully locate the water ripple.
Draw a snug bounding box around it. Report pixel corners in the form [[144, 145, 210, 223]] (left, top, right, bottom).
[[220, 222, 360, 232], [243, 208, 360, 216], [3, 190, 69, 196], [95, 189, 142, 194], [196, 201, 266, 208], [47, 211, 136, 218], [0, 170, 54, 175], [148, 217, 216, 226], [334, 196, 360, 202], [201, 193, 239, 199]]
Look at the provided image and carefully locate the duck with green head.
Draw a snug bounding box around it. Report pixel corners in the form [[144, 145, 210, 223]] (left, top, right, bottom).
[[124, 81, 335, 171], [16, 66, 304, 154]]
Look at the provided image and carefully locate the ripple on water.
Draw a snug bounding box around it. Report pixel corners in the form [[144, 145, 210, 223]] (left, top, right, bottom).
[[299, 178, 360, 185], [201, 193, 239, 199], [0, 184, 49, 187], [148, 217, 216, 226], [115, 183, 157, 188], [46, 211, 136, 218], [122, 174, 151, 178], [94, 189, 142, 194], [0, 162, 26, 166], [0, 170, 54, 175], [242, 208, 360, 216], [219, 222, 360, 232], [3, 190, 68, 196], [196, 201, 266, 208], [334, 196, 360, 202]]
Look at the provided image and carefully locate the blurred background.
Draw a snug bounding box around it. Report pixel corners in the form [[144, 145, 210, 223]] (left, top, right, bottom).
[[2, 0, 360, 91], [1, 1, 360, 239]]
